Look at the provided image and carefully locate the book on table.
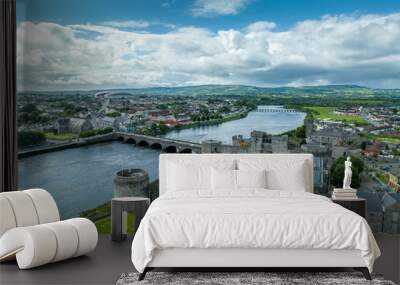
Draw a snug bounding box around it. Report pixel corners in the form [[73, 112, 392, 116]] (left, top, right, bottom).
[[332, 188, 358, 199], [333, 188, 357, 193], [332, 194, 359, 200]]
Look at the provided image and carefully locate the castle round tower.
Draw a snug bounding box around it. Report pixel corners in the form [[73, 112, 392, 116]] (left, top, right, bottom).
[[114, 168, 149, 198]]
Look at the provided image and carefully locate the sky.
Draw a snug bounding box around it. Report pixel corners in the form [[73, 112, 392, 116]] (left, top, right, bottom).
[[16, 0, 400, 91]]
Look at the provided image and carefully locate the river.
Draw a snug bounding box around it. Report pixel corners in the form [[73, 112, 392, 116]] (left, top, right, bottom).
[[163, 106, 306, 144], [19, 106, 305, 218]]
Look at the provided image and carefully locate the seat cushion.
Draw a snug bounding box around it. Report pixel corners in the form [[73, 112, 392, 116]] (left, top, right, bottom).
[[65, 218, 98, 257], [0, 189, 60, 239], [0, 218, 98, 269], [0, 196, 17, 237], [24, 189, 60, 224], [0, 192, 39, 227], [0, 226, 57, 269], [42, 221, 79, 262]]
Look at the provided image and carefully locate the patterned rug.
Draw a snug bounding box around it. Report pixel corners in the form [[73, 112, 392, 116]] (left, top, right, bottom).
[[116, 271, 396, 285]]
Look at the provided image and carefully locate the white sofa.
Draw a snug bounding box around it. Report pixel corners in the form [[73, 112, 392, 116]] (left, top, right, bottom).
[[0, 189, 98, 269]]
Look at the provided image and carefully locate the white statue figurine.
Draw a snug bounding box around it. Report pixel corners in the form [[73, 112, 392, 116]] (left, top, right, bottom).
[[343, 156, 352, 189]]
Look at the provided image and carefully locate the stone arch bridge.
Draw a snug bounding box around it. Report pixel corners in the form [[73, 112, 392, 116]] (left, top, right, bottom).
[[115, 132, 202, 153], [256, 107, 299, 113]]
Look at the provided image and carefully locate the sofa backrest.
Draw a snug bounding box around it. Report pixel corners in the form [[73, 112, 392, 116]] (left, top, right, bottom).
[[0, 189, 60, 237], [159, 153, 314, 196]]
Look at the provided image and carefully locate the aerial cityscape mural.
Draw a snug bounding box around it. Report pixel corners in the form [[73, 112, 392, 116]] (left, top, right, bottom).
[[16, 0, 400, 234]]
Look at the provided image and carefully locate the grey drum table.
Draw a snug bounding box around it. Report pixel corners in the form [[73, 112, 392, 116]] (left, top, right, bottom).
[[111, 197, 150, 242]]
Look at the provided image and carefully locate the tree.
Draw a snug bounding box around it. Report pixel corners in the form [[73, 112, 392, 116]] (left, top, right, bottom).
[[360, 141, 368, 150], [330, 156, 364, 188], [105, 111, 121, 118], [200, 105, 209, 115], [150, 124, 158, 135], [79, 130, 97, 138], [18, 131, 46, 147], [96, 127, 113, 135], [158, 123, 169, 134], [294, 125, 306, 139], [218, 106, 230, 113], [235, 99, 257, 109], [20, 103, 39, 113]]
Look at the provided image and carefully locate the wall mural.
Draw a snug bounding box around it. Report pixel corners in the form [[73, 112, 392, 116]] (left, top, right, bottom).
[[16, 0, 400, 234]]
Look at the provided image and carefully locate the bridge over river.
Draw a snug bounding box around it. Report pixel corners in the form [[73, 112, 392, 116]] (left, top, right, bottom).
[[18, 132, 203, 158], [116, 132, 202, 153], [256, 106, 299, 113]]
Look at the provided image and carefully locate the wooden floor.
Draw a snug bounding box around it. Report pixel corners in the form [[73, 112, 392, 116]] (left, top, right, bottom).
[[0, 235, 134, 285], [0, 234, 399, 285]]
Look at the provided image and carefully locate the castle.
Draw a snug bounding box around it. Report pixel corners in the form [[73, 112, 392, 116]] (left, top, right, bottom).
[[202, 130, 288, 154]]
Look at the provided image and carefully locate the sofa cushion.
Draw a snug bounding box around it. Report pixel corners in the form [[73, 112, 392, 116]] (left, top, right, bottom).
[[0, 192, 39, 227], [24, 189, 60, 224], [0, 196, 17, 237], [0, 218, 98, 269]]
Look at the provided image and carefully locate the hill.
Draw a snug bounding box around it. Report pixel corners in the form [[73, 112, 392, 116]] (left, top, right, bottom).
[[19, 84, 400, 99], [105, 84, 400, 98]]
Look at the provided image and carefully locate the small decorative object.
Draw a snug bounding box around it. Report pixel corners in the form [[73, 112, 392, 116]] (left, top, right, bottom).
[[343, 156, 352, 189]]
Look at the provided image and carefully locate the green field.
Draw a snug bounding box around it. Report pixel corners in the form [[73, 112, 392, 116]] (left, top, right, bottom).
[[45, 132, 78, 141], [377, 173, 390, 184], [374, 135, 400, 144], [304, 106, 368, 125], [94, 213, 136, 235]]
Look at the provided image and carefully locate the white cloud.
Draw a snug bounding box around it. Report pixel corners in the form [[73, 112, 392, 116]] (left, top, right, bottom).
[[246, 21, 276, 32], [17, 13, 400, 91], [100, 20, 176, 30], [192, 0, 252, 17], [101, 20, 151, 29]]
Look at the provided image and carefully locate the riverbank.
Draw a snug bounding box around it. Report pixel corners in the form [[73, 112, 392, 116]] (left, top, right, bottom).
[[18, 111, 251, 158], [136, 109, 251, 137], [18, 133, 117, 158], [174, 110, 250, 131], [163, 107, 306, 144]]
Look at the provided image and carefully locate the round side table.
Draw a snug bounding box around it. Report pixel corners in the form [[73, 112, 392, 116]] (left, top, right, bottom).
[[111, 197, 150, 242]]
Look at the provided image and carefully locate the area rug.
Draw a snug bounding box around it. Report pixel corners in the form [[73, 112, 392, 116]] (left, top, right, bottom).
[[116, 272, 396, 285]]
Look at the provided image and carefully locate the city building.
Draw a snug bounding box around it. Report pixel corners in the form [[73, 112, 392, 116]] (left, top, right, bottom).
[[232, 131, 288, 153], [70, 117, 94, 133], [382, 193, 400, 234], [358, 192, 384, 232], [388, 173, 400, 192], [54, 118, 71, 134], [96, 116, 117, 129], [364, 144, 381, 157], [313, 156, 329, 194]]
